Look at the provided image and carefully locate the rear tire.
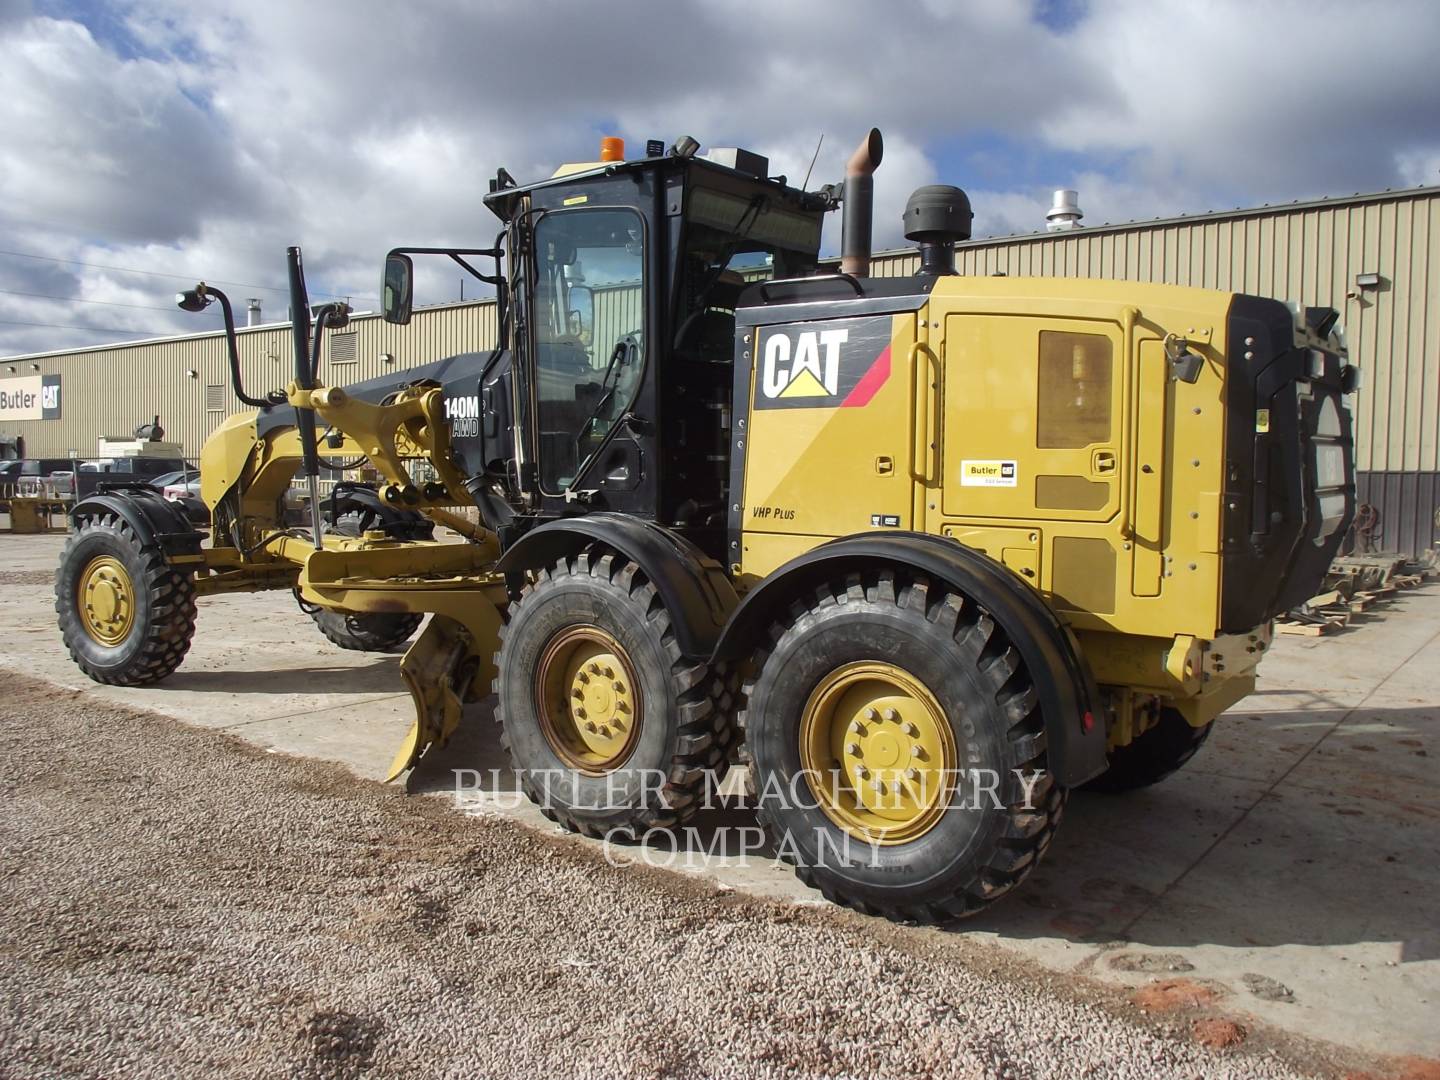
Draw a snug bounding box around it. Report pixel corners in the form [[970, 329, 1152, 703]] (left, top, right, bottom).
[[56, 513, 197, 685], [304, 514, 423, 652], [495, 547, 733, 838], [1084, 708, 1212, 793], [741, 570, 1064, 923]]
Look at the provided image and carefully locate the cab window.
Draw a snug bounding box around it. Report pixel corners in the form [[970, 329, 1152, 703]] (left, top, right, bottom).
[[531, 208, 646, 493]]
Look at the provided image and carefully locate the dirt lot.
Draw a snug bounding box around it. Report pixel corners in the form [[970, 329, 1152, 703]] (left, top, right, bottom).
[[2, 530, 1438, 1077], [0, 673, 1330, 1079]]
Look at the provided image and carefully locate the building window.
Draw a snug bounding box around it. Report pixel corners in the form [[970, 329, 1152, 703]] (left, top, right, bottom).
[[1036, 331, 1112, 448], [328, 332, 358, 365], [205, 384, 225, 412]]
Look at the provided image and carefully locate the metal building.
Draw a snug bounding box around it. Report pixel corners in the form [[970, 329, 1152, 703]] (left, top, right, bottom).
[[2, 184, 1436, 553]]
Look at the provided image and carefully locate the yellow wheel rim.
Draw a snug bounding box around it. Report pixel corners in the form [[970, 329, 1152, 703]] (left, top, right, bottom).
[[76, 555, 137, 647], [799, 662, 957, 845], [535, 626, 642, 775]]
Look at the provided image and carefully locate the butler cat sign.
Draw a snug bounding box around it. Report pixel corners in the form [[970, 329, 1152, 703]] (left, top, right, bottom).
[[0, 375, 61, 421]]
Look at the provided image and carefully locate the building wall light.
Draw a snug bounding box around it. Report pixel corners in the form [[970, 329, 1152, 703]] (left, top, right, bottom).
[[1355, 272, 1383, 290]]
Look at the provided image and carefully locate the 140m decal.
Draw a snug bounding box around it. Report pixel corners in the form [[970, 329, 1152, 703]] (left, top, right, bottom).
[[754, 315, 893, 410]]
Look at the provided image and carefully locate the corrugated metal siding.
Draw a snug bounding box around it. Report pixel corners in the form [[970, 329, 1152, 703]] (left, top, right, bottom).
[[3, 301, 498, 460], [1356, 471, 1440, 558], [591, 282, 644, 360]]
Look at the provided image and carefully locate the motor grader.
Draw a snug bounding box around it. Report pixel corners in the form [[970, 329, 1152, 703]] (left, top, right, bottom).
[[55, 129, 1356, 922]]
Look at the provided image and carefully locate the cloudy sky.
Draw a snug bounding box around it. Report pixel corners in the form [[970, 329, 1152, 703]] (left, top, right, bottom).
[[2, 0, 1438, 357]]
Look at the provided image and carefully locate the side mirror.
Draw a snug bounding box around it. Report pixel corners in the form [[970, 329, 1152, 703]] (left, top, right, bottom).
[[1165, 333, 1204, 384], [567, 284, 593, 341], [382, 253, 414, 325]]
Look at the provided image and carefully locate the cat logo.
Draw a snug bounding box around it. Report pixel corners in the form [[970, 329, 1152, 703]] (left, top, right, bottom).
[[761, 329, 849, 399], [754, 316, 893, 411]]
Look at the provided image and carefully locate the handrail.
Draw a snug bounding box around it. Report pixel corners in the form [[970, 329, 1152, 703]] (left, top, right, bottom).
[[907, 340, 940, 484], [757, 273, 864, 303], [1119, 305, 1140, 541]]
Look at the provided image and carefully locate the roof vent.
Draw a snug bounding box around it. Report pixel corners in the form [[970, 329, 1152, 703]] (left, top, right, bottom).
[[1046, 189, 1083, 231]]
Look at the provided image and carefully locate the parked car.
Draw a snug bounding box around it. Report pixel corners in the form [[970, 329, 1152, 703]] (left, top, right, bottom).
[[162, 476, 208, 526], [45, 470, 75, 496], [147, 469, 194, 491]]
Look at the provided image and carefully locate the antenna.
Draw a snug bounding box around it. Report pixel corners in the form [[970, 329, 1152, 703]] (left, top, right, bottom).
[[801, 133, 824, 190]]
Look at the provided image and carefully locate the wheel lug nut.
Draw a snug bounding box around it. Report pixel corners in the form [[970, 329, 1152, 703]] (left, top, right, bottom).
[[863, 707, 877, 721], [845, 742, 860, 756], [901, 722, 918, 736], [848, 720, 865, 735], [600, 726, 611, 737], [856, 766, 869, 780], [882, 708, 898, 722], [576, 708, 587, 719], [585, 722, 597, 733], [614, 682, 626, 694], [603, 667, 614, 678], [872, 778, 886, 793], [905, 767, 920, 781], [587, 662, 601, 675], [910, 746, 924, 758]]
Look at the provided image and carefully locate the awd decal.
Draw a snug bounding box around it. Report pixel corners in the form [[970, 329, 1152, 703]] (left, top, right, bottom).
[[755, 315, 893, 410], [445, 393, 481, 439]]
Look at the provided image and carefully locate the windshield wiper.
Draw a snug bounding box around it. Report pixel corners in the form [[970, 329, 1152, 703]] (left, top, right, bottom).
[[566, 338, 634, 493]]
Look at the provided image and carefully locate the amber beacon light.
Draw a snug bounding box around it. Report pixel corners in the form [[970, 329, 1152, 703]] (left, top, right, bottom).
[[599, 136, 625, 162]]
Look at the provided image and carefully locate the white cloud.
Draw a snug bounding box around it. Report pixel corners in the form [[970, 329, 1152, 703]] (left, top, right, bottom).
[[1, 0, 1437, 356]]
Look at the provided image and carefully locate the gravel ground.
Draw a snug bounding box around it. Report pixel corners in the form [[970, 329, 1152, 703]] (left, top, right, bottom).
[[0, 674, 1327, 1079]]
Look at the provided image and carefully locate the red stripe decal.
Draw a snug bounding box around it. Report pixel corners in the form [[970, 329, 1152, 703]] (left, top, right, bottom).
[[840, 344, 892, 408]]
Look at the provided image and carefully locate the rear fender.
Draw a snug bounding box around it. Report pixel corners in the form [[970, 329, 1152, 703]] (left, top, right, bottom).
[[714, 531, 1107, 787]]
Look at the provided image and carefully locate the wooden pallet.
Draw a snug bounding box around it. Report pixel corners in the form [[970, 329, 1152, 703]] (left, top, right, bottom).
[[1276, 618, 1346, 636]]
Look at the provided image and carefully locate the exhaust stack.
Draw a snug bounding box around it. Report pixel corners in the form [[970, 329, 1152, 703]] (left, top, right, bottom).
[[246, 298, 262, 326], [840, 128, 884, 277]]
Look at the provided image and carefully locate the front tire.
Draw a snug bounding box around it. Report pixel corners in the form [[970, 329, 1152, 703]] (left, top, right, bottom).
[[303, 514, 423, 652], [495, 548, 733, 838], [56, 513, 197, 685], [742, 570, 1063, 923]]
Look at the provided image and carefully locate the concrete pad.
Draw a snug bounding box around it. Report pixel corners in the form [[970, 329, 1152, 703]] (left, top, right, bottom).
[[3, 531, 1439, 1059]]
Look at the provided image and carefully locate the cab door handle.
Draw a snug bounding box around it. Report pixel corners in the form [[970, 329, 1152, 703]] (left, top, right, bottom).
[[1092, 449, 1117, 475]]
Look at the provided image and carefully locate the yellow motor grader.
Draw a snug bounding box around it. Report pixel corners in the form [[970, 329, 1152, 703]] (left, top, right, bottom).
[[55, 129, 1356, 922]]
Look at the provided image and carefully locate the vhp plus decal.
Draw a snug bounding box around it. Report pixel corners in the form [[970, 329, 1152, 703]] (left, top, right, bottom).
[[754, 315, 892, 411]]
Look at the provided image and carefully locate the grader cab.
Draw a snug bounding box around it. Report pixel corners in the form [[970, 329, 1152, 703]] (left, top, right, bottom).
[[55, 129, 1357, 922]]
